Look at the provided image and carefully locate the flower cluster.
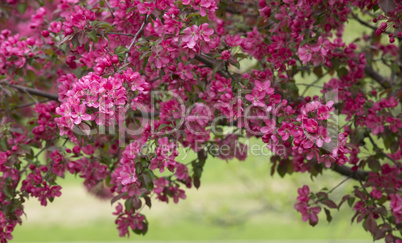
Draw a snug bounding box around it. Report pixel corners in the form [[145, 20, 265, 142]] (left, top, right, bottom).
[[294, 185, 321, 226]]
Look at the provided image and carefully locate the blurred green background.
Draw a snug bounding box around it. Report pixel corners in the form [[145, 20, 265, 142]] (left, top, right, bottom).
[[12, 139, 372, 242], [12, 18, 380, 242]]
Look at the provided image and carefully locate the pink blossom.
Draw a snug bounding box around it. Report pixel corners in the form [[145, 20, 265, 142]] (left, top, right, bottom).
[[317, 105, 330, 120], [221, 50, 231, 60], [169, 186, 186, 203], [311, 37, 332, 56], [278, 122, 294, 141], [254, 80, 274, 96], [390, 194, 402, 223], [175, 163, 188, 180], [198, 23, 214, 42], [245, 89, 266, 107], [137, 2, 154, 15], [370, 188, 382, 199], [315, 126, 331, 147], [149, 45, 170, 68], [182, 25, 200, 48], [71, 104, 91, 124], [385, 116, 402, 133], [302, 118, 318, 133], [366, 114, 384, 135], [226, 35, 243, 46], [297, 46, 312, 65], [318, 154, 335, 168], [296, 185, 310, 202], [117, 164, 137, 186]]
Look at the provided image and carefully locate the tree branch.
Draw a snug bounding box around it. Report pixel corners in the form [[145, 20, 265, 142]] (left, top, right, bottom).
[[332, 164, 369, 181], [301, 70, 329, 96], [124, 14, 149, 63], [0, 99, 51, 113], [351, 14, 392, 35], [399, 39, 402, 73], [104, 0, 115, 18], [364, 65, 390, 89], [194, 54, 230, 79], [4, 82, 59, 101], [107, 32, 135, 37], [367, 134, 400, 167]]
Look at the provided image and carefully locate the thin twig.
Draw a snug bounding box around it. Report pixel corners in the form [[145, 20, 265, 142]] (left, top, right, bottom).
[[124, 14, 149, 63], [0, 91, 12, 123], [194, 54, 230, 79], [351, 14, 392, 35], [358, 178, 387, 225], [328, 177, 350, 194], [104, 0, 115, 18], [332, 164, 369, 181], [21, 88, 38, 103], [107, 32, 135, 37], [3, 82, 59, 101], [367, 134, 400, 167], [0, 99, 51, 113], [35, 146, 47, 159], [297, 83, 324, 89], [301, 71, 329, 96], [364, 65, 390, 89]]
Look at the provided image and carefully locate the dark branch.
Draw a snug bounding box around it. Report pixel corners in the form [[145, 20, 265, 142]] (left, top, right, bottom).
[[194, 54, 230, 79], [352, 14, 392, 35], [364, 65, 390, 89], [124, 14, 149, 63], [104, 0, 116, 18], [5, 82, 59, 101], [332, 164, 369, 181], [0, 99, 51, 113], [399, 39, 402, 74], [107, 32, 135, 37], [367, 134, 400, 167]]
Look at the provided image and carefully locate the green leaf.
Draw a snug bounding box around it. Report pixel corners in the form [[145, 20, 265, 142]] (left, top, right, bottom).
[[144, 196, 152, 209], [124, 198, 132, 212], [277, 162, 287, 177], [26, 70, 36, 82], [231, 60, 240, 69], [390, 141, 399, 154], [87, 30, 98, 42], [378, 0, 395, 13], [114, 46, 128, 58], [71, 34, 80, 50], [193, 176, 201, 189], [158, 123, 170, 130], [233, 53, 248, 59], [212, 60, 225, 76], [324, 208, 332, 223], [93, 21, 112, 30], [367, 157, 381, 173], [337, 67, 348, 77], [142, 56, 149, 70], [313, 66, 323, 77], [139, 50, 151, 60], [132, 215, 148, 235], [141, 170, 154, 191], [347, 196, 355, 207], [17, 3, 27, 14], [45, 49, 55, 56], [0, 138, 9, 150]]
